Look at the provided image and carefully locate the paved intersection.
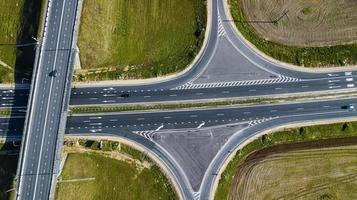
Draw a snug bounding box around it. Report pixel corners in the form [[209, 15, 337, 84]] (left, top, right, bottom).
[[5, 0, 357, 199]]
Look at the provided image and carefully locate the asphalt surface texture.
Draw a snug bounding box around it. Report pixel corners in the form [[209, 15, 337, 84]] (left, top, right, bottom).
[[1, 0, 357, 108], [15, 0, 79, 199], [3, 97, 357, 199], [2, 0, 357, 199]]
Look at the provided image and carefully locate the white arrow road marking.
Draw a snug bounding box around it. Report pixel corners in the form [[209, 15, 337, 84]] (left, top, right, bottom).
[[103, 94, 116, 97], [328, 86, 341, 89], [346, 78, 353, 82], [102, 100, 116, 103], [197, 122, 205, 129], [328, 79, 340, 83], [155, 125, 164, 131], [328, 73, 339, 77], [1, 97, 14, 100], [89, 116, 102, 119], [347, 84, 355, 88]]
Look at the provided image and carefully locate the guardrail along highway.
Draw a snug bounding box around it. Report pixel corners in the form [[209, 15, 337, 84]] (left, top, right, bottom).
[[15, 0, 79, 199]]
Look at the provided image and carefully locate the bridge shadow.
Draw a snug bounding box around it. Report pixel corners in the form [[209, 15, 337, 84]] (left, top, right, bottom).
[[0, 0, 43, 198], [3, 0, 43, 143]]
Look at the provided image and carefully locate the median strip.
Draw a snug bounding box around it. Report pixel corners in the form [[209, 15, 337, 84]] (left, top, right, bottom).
[[69, 91, 357, 115]]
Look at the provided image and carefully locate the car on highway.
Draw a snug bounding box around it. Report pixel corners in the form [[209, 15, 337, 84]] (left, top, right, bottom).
[[120, 93, 130, 98], [341, 105, 355, 110], [49, 70, 58, 77]]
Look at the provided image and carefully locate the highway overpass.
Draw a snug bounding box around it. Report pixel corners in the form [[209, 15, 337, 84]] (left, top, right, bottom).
[[15, 0, 80, 199], [0, 0, 355, 199]]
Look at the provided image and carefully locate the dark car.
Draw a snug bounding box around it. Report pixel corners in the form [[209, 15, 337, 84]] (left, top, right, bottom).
[[120, 93, 130, 98], [341, 105, 355, 110], [49, 70, 58, 77]]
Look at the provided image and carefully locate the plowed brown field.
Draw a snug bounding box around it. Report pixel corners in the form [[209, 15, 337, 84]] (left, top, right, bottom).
[[241, 0, 357, 47], [228, 138, 357, 199]]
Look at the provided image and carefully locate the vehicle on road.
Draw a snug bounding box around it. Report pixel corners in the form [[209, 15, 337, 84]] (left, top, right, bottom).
[[120, 93, 130, 98], [341, 105, 355, 110], [49, 70, 58, 77]]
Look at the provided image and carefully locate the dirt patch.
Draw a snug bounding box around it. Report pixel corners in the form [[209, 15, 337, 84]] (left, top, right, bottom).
[[241, 0, 357, 47], [228, 137, 357, 199]]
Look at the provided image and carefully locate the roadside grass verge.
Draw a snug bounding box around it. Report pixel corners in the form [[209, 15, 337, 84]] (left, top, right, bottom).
[[74, 0, 206, 82], [0, 154, 18, 200], [0, 0, 43, 83], [229, 0, 357, 67], [0, 142, 20, 200], [70, 98, 277, 114], [215, 121, 357, 200], [56, 139, 177, 200], [0, 109, 12, 116], [67, 139, 150, 162]]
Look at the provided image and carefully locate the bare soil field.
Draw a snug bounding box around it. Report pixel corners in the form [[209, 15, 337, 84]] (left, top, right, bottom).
[[241, 0, 357, 47], [228, 138, 357, 200]]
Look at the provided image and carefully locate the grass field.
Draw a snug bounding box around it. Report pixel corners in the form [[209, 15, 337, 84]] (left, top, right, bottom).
[[56, 140, 177, 200], [0, 154, 17, 200], [0, 0, 42, 83], [0, 142, 19, 200], [242, 0, 357, 47], [75, 0, 206, 81], [215, 121, 357, 200], [229, 145, 357, 199], [229, 0, 357, 67]]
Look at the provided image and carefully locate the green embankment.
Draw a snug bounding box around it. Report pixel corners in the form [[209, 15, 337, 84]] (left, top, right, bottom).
[[56, 140, 177, 200], [229, 0, 357, 67], [75, 0, 206, 81], [0, 142, 19, 200], [0, 0, 42, 83]]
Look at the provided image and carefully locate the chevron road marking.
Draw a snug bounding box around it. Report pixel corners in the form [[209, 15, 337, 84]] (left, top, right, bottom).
[[132, 130, 156, 141], [193, 192, 201, 200], [248, 116, 279, 127], [217, 15, 225, 37], [173, 76, 300, 90]]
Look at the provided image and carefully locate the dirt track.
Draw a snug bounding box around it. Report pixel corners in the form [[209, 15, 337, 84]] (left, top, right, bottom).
[[241, 0, 357, 47], [228, 137, 357, 200]]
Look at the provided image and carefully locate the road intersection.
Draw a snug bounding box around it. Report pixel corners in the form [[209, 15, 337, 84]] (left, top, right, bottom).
[[3, 0, 357, 199], [3, 97, 357, 199]]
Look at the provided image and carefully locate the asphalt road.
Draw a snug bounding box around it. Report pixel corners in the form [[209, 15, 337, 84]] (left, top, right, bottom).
[[2, 97, 357, 199], [54, 97, 357, 199], [1, 74, 356, 107], [1, 0, 357, 108], [15, 0, 79, 199], [3, 0, 357, 199]]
